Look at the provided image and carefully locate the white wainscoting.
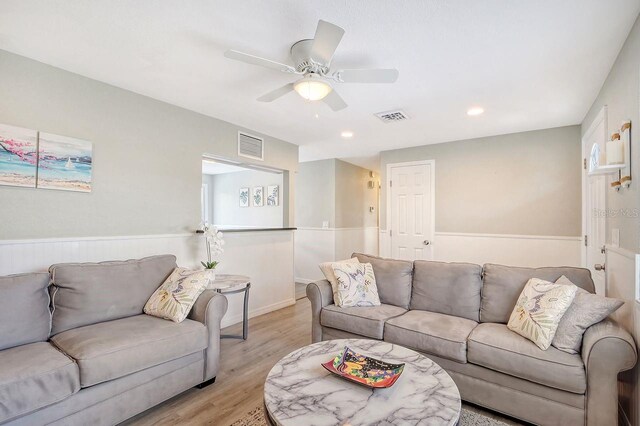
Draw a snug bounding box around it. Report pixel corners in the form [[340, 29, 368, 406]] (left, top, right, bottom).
[[0, 231, 295, 329], [605, 246, 640, 426], [294, 228, 335, 284], [379, 231, 581, 267], [433, 232, 582, 267], [294, 227, 378, 283], [334, 227, 379, 261]]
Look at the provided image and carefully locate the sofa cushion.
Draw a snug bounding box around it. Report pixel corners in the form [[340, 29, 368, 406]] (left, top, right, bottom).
[[467, 323, 586, 394], [0, 272, 51, 350], [50, 255, 177, 335], [332, 262, 380, 307], [507, 278, 577, 350], [552, 276, 624, 354], [411, 261, 482, 321], [51, 314, 207, 387], [352, 253, 413, 309], [319, 257, 360, 302], [385, 310, 478, 363], [0, 342, 80, 423], [321, 304, 407, 339], [480, 263, 595, 323], [144, 268, 210, 323]]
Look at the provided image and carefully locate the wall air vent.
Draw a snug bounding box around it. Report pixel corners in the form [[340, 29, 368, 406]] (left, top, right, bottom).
[[238, 132, 264, 161], [375, 110, 410, 123]]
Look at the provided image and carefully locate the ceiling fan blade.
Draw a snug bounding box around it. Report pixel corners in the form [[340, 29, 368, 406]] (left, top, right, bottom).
[[322, 89, 347, 111], [335, 68, 399, 83], [310, 20, 345, 65], [224, 50, 297, 73], [257, 83, 295, 102]]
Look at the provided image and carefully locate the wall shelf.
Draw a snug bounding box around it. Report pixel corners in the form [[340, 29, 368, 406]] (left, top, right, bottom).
[[588, 163, 624, 176]]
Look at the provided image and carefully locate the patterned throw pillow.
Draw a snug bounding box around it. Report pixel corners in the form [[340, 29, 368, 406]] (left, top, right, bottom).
[[331, 262, 380, 307], [551, 275, 624, 354], [144, 268, 210, 323], [507, 278, 577, 350], [319, 258, 360, 303]]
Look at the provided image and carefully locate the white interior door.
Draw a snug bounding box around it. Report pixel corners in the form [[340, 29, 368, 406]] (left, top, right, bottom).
[[389, 161, 434, 261], [582, 108, 607, 295]]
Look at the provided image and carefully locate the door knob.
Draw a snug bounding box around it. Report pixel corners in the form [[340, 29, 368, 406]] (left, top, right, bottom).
[[594, 264, 605, 271], [423, 240, 431, 245]]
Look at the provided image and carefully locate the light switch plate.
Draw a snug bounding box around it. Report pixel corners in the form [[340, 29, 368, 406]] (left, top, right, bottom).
[[612, 228, 620, 247], [322, 221, 329, 229]]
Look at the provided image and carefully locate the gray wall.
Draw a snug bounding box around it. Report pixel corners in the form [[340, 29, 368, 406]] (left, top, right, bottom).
[[380, 125, 582, 236], [0, 50, 298, 239], [581, 14, 640, 252], [205, 170, 283, 228], [296, 159, 335, 228], [335, 160, 378, 228], [296, 159, 378, 228]]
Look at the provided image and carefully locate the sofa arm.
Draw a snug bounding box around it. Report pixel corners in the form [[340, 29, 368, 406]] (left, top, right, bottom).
[[582, 318, 637, 426], [189, 290, 228, 381], [306, 280, 334, 343]]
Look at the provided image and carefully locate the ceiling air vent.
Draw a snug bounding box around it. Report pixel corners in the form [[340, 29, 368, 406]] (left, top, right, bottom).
[[375, 110, 410, 123], [238, 132, 264, 161]]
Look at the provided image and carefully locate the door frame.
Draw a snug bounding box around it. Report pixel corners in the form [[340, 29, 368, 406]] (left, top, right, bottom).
[[581, 106, 608, 268], [201, 182, 210, 225], [386, 160, 436, 259]]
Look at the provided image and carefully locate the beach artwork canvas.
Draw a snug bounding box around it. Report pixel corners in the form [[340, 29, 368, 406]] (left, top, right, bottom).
[[37, 132, 92, 192], [239, 187, 249, 207], [267, 185, 279, 206], [253, 186, 264, 206], [0, 123, 39, 188]]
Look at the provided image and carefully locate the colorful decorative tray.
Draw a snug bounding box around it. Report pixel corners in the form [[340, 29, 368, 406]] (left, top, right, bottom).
[[321, 346, 405, 388]]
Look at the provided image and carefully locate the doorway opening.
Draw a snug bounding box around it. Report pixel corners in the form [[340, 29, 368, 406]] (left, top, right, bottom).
[[581, 107, 608, 295], [202, 156, 287, 230]]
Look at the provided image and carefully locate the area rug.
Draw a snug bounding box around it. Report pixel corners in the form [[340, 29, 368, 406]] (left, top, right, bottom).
[[231, 405, 512, 426]]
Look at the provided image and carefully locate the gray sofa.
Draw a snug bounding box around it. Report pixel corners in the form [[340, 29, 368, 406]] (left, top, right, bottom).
[[307, 253, 638, 426], [0, 255, 228, 426]]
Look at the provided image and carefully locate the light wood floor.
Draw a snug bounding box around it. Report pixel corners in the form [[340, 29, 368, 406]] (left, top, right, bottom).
[[125, 295, 523, 426], [124, 297, 312, 425]]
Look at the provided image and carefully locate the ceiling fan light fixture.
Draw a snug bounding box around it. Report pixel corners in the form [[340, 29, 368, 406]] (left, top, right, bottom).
[[294, 75, 332, 101]]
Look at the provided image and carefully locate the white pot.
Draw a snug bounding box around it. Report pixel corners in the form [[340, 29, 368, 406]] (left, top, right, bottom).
[[204, 269, 216, 283]]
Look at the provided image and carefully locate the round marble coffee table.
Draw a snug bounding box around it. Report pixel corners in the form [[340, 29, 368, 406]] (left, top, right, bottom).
[[264, 339, 461, 425]]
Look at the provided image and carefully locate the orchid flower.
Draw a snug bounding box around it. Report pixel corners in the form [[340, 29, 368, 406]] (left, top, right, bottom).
[[201, 223, 225, 269]]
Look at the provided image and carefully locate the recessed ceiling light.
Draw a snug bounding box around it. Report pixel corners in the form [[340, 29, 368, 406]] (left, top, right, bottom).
[[341, 131, 354, 139], [467, 107, 484, 116]]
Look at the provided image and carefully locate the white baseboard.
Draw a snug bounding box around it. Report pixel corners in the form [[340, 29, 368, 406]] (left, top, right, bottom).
[[220, 298, 296, 329]]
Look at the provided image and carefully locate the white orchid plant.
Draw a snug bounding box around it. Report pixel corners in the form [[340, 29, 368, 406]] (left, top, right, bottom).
[[201, 224, 225, 270]]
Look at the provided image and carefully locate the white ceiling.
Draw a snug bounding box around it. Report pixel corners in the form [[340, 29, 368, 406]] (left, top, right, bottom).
[[1, 1, 638, 170]]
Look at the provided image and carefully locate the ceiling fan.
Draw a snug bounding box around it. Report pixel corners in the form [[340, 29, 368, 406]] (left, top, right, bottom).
[[224, 20, 399, 111]]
